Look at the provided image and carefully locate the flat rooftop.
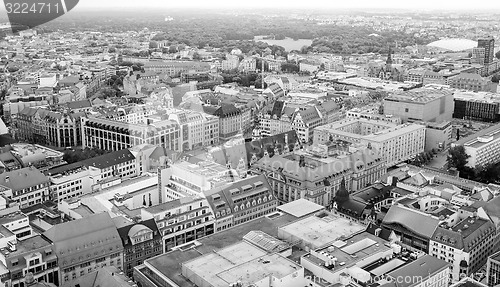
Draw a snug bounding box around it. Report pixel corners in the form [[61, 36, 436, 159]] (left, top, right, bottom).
[[386, 88, 452, 104], [182, 241, 267, 286], [218, 253, 300, 284], [455, 122, 500, 149], [454, 91, 500, 104], [144, 214, 298, 287], [303, 232, 392, 273], [279, 213, 365, 249], [277, 198, 325, 218]]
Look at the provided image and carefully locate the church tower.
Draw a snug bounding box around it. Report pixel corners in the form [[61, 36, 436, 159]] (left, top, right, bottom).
[[386, 46, 393, 70]]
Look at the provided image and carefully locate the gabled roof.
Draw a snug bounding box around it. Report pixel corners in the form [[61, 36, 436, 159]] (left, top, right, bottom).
[[0, 167, 49, 191], [116, 218, 160, 247], [43, 212, 123, 269], [382, 205, 439, 239], [296, 106, 321, 125]]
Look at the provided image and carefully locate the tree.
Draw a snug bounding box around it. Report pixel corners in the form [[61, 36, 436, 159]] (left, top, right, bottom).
[[492, 74, 500, 83], [496, 50, 500, 60], [192, 52, 201, 60], [447, 146, 470, 171], [108, 47, 116, 53], [149, 41, 158, 49]]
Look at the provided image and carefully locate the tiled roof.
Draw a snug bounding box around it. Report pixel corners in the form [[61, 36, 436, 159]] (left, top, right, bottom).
[[42, 212, 123, 269], [0, 167, 49, 191]]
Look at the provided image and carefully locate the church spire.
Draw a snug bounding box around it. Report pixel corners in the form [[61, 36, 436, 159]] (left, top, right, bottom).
[[386, 46, 393, 66]]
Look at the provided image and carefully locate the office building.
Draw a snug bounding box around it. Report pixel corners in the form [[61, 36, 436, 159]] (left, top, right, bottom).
[[141, 197, 215, 253], [15, 106, 87, 148], [452, 122, 500, 167], [314, 119, 426, 167], [478, 37, 495, 64], [251, 147, 385, 206], [453, 91, 500, 122], [42, 212, 124, 285], [383, 88, 454, 123], [81, 116, 181, 152]]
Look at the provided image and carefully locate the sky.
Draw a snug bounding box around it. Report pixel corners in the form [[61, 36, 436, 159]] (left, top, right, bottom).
[[75, 0, 500, 10]]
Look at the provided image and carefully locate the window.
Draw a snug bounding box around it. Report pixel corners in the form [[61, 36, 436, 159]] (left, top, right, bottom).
[[405, 108, 409, 112]]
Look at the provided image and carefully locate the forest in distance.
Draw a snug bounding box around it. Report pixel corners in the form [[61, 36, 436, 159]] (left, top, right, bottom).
[[18, 10, 436, 55]]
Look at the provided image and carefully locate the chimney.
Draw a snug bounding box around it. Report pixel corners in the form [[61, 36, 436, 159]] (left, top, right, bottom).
[[390, 176, 398, 187]]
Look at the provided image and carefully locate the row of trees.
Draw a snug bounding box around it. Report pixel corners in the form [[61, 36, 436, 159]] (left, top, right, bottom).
[[63, 147, 111, 164]]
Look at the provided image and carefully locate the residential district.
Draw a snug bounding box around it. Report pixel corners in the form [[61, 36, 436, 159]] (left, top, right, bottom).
[[2, 21, 500, 287]]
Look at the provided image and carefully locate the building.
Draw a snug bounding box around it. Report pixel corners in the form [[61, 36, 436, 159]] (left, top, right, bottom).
[[472, 47, 486, 65], [140, 197, 216, 253], [160, 160, 237, 202], [453, 91, 500, 122], [0, 167, 50, 208], [0, 235, 59, 287], [142, 61, 211, 77], [487, 250, 500, 287], [452, 122, 500, 167], [383, 88, 454, 123], [15, 106, 87, 148], [478, 37, 495, 64], [205, 174, 277, 232], [81, 116, 181, 152], [46, 148, 138, 203], [203, 103, 243, 141], [168, 109, 219, 151], [382, 204, 440, 252], [384, 255, 450, 287], [60, 266, 135, 287], [430, 216, 496, 282], [314, 119, 426, 167], [133, 212, 302, 287], [42, 212, 124, 285], [116, 218, 162, 278], [448, 73, 489, 92], [0, 211, 33, 240], [423, 121, 453, 151], [251, 147, 386, 206]]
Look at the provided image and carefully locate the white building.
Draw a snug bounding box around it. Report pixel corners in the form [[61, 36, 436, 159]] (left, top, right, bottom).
[[314, 118, 426, 167], [168, 109, 220, 151], [452, 123, 500, 167]]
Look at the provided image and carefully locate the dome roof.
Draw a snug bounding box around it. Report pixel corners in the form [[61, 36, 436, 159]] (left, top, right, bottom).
[[427, 39, 477, 52]]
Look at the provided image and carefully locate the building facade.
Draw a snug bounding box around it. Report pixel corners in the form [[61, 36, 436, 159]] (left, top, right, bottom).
[[42, 212, 124, 285], [117, 219, 163, 278], [82, 116, 181, 152], [141, 198, 216, 253]]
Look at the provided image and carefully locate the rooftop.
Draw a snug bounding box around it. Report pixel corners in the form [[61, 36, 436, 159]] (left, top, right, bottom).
[[387, 255, 450, 287], [385, 88, 453, 104], [277, 198, 325, 218], [143, 214, 298, 287], [454, 122, 500, 149], [279, 213, 366, 249]]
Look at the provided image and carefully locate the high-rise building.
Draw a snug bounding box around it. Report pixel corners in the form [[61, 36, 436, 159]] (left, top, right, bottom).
[[478, 36, 495, 64]]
